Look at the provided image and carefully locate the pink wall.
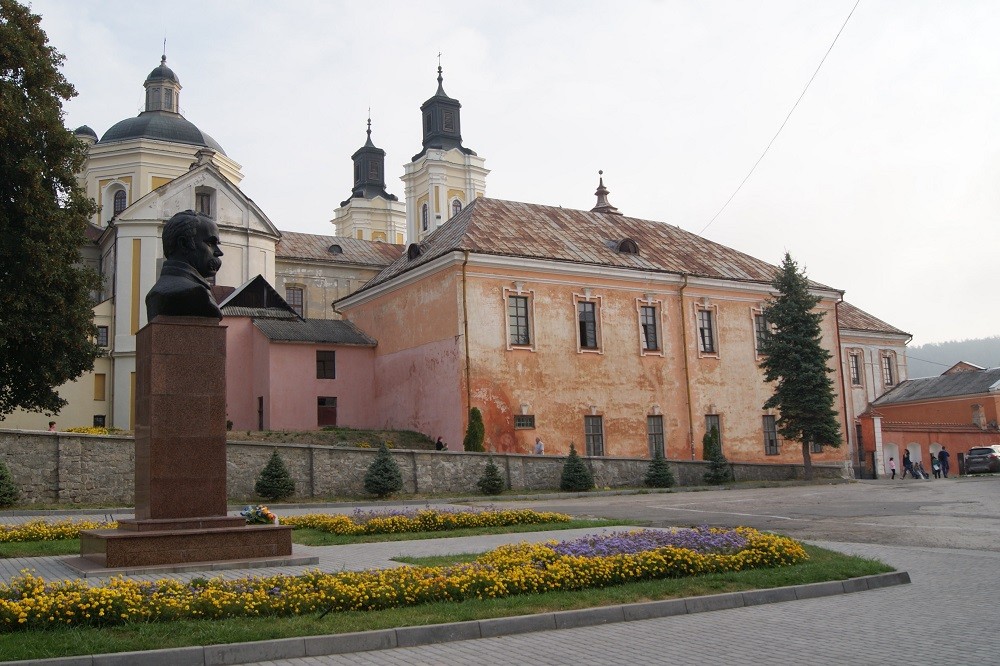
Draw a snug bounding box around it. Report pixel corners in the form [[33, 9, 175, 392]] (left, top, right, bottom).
[[225, 318, 258, 430]]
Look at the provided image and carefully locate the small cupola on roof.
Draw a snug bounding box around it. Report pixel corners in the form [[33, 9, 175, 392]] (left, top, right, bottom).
[[341, 117, 399, 206], [412, 64, 478, 161], [144, 55, 181, 113], [591, 171, 622, 215]]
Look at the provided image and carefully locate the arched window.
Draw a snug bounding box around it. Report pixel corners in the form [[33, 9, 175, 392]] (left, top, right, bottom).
[[451, 199, 462, 216], [617, 238, 639, 255], [113, 190, 127, 216], [421, 203, 429, 231]]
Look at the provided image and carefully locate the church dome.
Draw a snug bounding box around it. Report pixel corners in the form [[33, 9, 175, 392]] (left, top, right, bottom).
[[73, 125, 98, 140], [145, 59, 179, 84], [99, 112, 226, 154]]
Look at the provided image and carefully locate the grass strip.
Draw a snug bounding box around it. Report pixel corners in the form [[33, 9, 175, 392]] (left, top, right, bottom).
[[291, 518, 629, 545], [0, 545, 892, 661]]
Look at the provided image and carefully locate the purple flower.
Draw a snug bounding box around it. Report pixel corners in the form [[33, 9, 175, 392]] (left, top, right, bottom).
[[550, 527, 747, 558]]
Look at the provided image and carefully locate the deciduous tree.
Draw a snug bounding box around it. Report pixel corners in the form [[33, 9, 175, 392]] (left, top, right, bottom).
[[0, 0, 100, 417], [759, 253, 841, 479]]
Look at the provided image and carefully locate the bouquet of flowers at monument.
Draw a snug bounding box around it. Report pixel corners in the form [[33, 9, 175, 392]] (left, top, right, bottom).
[[240, 505, 277, 525]]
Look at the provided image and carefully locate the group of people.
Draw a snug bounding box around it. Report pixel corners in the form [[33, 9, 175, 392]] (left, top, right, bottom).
[[887, 446, 950, 479], [434, 436, 546, 454]]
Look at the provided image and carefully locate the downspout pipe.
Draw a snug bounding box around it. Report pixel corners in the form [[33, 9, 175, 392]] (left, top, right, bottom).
[[833, 292, 854, 478], [462, 251, 472, 423], [679, 274, 696, 460]]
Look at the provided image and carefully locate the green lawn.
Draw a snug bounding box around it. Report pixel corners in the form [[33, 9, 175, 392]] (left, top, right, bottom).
[[0, 544, 893, 661]]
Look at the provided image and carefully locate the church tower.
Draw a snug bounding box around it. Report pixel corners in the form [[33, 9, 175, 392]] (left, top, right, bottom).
[[331, 118, 406, 243], [401, 65, 489, 242]]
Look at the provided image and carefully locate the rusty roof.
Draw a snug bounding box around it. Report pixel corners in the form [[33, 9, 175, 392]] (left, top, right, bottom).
[[361, 197, 831, 292], [276, 231, 403, 267], [837, 301, 909, 336]]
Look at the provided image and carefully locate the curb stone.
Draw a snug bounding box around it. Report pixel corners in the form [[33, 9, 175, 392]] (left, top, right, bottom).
[[1, 571, 909, 666]]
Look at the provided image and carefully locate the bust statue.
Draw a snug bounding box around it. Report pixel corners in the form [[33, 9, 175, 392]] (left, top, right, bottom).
[[145, 210, 224, 321]]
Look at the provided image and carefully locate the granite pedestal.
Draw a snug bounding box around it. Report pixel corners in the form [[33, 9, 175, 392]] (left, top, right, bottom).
[[80, 316, 292, 568]]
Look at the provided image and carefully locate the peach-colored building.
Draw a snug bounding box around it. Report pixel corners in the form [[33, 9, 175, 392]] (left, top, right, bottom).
[[860, 365, 1000, 475], [220, 276, 377, 432], [337, 194, 853, 468]]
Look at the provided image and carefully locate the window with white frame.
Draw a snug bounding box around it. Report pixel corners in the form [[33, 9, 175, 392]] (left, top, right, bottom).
[[585, 415, 604, 456], [576, 296, 601, 351], [640, 304, 659, 352], [451, 199, 462, 216], [113, 189, 127, 216], [881, 351, 896, 386], [848, 351, 863, 386], [705, 414, 722, 450], [647, 415, 664, 458], [697, 307, 717, 354], [508, 294, 531, 347], [763, 415, 779, 455], [285, 286, 304, 317], [753, 312, 768, 354]]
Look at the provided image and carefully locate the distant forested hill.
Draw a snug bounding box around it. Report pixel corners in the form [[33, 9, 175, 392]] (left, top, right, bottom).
[[906, 336, 1000, 378]]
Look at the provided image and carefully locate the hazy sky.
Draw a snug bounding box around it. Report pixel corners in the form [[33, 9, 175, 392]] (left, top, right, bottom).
[[25, 0, 1000, 346]]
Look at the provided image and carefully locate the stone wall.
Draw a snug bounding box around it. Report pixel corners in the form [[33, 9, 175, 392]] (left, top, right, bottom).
[[0, 430, 846, 505]]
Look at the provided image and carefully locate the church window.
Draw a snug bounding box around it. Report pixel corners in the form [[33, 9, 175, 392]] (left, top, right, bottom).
[[195, 187, 215, 217], [285, 287, 304, 317], [508, 295, 530, 346], [849, 352, 863, 386], [328, 244, 343, 254], [640, 305, 659, 351], [881, 352, 896, 386], [578, 301, 599, 350], [451, 199, 462, 216], [368, 161, 379, 180], [421, 203, 429, 231], [164, 88, 173, 110], [754, 313, 768, 354], [617, 238, 639, 254], [443, 110, 455, 132], [424, 111, 432, 134], [697, 308, 716, 354], [354, 162, 361, 183], [113, 190, 127, 216], [96, 326, 109, 347]]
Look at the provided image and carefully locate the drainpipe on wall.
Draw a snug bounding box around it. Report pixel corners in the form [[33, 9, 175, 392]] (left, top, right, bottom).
[[461, 251, 472, 423], [679, 274, 695, 460], [833, 293, 855, 478]]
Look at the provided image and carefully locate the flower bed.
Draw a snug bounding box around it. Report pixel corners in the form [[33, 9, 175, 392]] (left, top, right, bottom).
[[281, 507, 571, 535], [0, 527, 807, 631], [0, 519, 117, 544]]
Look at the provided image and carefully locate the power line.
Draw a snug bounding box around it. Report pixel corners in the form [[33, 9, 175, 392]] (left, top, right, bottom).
[[699, 0, 862, 235]]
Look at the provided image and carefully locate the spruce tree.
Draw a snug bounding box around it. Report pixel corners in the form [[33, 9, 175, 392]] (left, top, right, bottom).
[[759, 252, 842, 480], [0, 460, 19, 508], [364, 442, 403, 498], [0, 0, 101, 417], [463, 407, 485, 452], [644, 449, 675, 488], [477, 456, 505, 495], [254, 450, 295, 501], [560, 443, 594, 492], [702, 426, 734, 485]]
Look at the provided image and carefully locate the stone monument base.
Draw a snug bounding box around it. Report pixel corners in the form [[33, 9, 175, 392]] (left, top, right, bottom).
[[78, 523, 293, 569]]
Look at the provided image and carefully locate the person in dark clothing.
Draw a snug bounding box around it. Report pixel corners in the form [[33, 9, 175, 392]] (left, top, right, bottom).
[[938, 446, 951, 477], [901, 450, 914, 479], [435, 436, 446, 451]]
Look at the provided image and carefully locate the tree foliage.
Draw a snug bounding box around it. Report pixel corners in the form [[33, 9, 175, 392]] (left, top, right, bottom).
[[644, 448, 675, 489], [254, 450, 295, 501], [560, 443, 594, 492], [476, 456, 505, 495], [0, 459, 19, 508], [364, 443, 403, 498], [701, 426, 733, 485], [759, 253, 842, 479], [463, 407, 485, 452], [0, 0, 101, 417]]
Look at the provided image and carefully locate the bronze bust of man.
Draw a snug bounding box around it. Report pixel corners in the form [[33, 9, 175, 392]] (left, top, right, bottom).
[[145, 210, 224, 321]]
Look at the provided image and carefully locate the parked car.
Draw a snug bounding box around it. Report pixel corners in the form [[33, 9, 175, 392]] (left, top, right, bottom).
[[965, 445, 1000, 474]]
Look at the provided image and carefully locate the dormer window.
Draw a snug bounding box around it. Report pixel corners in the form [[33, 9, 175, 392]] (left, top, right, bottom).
[[617, 238, 639, 255], [328, 244, 343, 254], [407, 243, 423, 261]]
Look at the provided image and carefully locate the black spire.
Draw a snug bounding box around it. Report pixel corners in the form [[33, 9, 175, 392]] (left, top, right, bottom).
[[412, 61, 477, 161], [342, 116, 397, 206], [591, 171, 621, 215]]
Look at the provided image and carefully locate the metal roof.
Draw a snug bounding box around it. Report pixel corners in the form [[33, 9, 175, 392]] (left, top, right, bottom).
[[837, 301, 909, 336], [252, 318, 377, 346], [361, 197, 832, 292], [99, 111, 226, 154], [275, 231, 403, 267], [873, 368, 1000, 405]]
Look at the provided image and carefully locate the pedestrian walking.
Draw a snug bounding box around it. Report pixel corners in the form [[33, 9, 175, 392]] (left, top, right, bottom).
[[888, 456, 896, 479], [901, 450, 914, 479], [938, 446, 951, 477], [931, 454, 941, 479]]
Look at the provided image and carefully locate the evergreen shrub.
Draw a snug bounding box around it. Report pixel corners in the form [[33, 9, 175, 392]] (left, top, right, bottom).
[[477, 456, 505, 495], [0, 460, 19, 508], [364, 443, 404, 498], [463, 407, 485, 452], [702, 427, 734, 485], [254, 450, 296, 501], [560, 443, 594, 492], [644, 449, 675, 488]]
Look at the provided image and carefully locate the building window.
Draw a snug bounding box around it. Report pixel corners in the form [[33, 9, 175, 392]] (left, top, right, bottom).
[[318, 396, 337, 426], [810, 441, 823, 453], [508, 295, 531, 346], [452, 199, 462, 216], [368, 162, 379, 180], [164, 88, 173, 110], [849, 352, 863, 386], [697, 308, 716, 354], [443, 110, 455, 132], [195, 188, 214, 217], [705, 414, 722, 449], [578, 300, 599, 350], [647, 415, 664, 458], [316, 350, 336, 379], [763, 415, 779, 455], [585, 415, 604, 456], [421, 203, 429, 231], [640, 305, 659, 351], [881, 352, 896, 386], [285, 287, 304, 317], [93, 415, 106, 428], [93, 374, 106, 401], [514, 415, 536, 429], [754, 313, 768, 353], [96, 325, 109, 347], [113, 190, 127, 216]]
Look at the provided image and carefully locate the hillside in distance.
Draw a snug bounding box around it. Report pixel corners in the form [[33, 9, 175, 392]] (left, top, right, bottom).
[[906, 336, 1000, 378]]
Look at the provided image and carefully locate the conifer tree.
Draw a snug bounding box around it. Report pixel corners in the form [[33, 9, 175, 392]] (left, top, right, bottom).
[[364, 442, 403, 498], [254, 450, 295, 501], [477, 456, 505, 495], [702, 426, 734, 485], [0, 0, 101, 417], [759, 253, 842, 480], [463, 407, 485, 452], [560, 443, 594, 492], [0, 460, 19, 508], [644, 448, 675, 488]]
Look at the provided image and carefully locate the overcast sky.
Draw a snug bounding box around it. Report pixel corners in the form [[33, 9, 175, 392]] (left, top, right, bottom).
[[26, 0, 1000, 347]]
